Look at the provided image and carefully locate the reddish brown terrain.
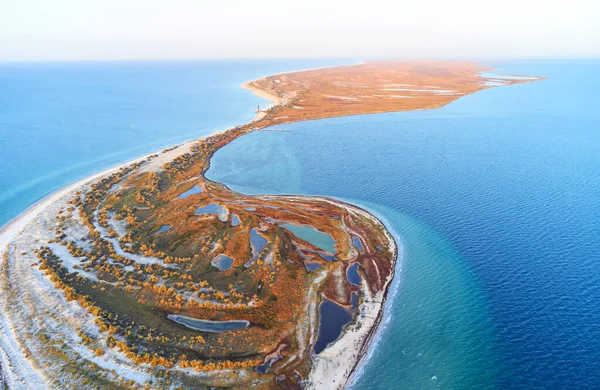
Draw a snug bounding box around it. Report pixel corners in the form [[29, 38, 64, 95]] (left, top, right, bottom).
[[0, 61, 539, 389], [244, 60, 534, 125]]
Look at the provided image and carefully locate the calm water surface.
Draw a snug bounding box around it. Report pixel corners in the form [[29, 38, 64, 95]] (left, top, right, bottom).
[[0, 59, 351, 225], [3, 59, 600, 388], [280, 222, 337, 253], [207, 60, 600, 389]]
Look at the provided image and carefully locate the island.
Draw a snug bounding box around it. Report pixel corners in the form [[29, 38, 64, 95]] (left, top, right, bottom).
[[0, 61, 539, 389]]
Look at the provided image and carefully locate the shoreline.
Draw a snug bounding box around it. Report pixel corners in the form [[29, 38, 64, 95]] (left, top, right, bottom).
[[0, 107, 271, 242], [343, 204, 403, 388], [0, 79, 396, 390], [0, 60, 539, 389], [260, 195, 398, 389], [241, 81, 283, 106], [0, 137, 200, 247], [0, 139, 394, 390]]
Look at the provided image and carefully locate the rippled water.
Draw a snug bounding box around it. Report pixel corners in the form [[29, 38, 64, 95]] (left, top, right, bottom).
[[207, 60, 600, 388], [3, 58, 599, 388], [0, 59, 351, 226]]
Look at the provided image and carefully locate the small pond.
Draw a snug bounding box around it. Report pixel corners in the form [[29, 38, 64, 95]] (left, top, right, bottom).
[[231, 213, 241, 227], [245, 228, 268, 267], [480, 71, 538, 80], [211, 254, 234, 271], [256, 344, 287, 374], [195, 203, 228, 222], [352, 235, 364, 251], [319, 252, 337, 261], [304, 261, 322, 272], [479, 71, 538, 86], [381, 87, 456, 94], [152, 225, 171, 235], [281, 223, 336, 253], [168, 314, 249, 332], [314, 298, 352, 355], [178, 184, 203, 199], [351, 291, 359, 310], [346, 263, 361, 286]]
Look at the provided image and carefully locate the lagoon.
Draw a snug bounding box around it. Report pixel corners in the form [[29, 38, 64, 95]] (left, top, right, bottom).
[[195, 203, 228, 222], [245, 228, 268, 267], [211, 254, 234, 271], [280, 223, 336, 253], [207, 60, 600, 388], [346, 263, 361, 286], [0, 59, 352, 227], [152, 224, 171, 235]]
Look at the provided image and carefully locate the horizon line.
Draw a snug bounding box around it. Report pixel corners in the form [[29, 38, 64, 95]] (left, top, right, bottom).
[[1, 55, 599, 65]]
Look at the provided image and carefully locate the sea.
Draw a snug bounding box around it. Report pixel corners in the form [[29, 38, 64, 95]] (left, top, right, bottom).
[[2, 59, 600, 389], [0, 59, 349, 225]]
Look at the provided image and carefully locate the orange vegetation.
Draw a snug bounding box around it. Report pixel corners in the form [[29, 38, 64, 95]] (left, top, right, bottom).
[[38, 61, 538, 389], [245, 60, 537, 125]]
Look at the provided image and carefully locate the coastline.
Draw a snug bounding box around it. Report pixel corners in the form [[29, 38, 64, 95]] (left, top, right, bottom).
[[342, 202, 403, 388], [241, 81, 283, 106], [0, 81, 396, 390], [0, 60, 540, 389], [0, 146, 393, 390], [263, 195, 398, 389], [0, 137, 199, 249]]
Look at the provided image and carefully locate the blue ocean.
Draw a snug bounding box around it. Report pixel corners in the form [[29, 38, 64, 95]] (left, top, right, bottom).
[[0, 59, 350, 225], [3, 59, 600, 388], [207, 60, 600, 389]]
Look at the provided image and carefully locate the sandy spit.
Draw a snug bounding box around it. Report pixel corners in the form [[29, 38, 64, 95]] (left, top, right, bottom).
[[0, 67, 397, 389]]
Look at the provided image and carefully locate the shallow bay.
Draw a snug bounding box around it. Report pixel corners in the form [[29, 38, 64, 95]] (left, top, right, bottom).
[[207, 60, 600, 388], [0, 59, 351, 225]]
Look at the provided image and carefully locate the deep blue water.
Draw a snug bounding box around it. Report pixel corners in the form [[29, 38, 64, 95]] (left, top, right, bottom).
[[3, 59, 600, 388], [207, 60, 600, 388], [0, 59, 352, 226]]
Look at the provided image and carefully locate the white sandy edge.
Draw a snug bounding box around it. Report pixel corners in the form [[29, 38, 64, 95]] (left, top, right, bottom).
[[259, 195, 397, 389], [0, 140, 196, 252], [240, 60, 365, 110], [0, 167, 121, 389], [241, 82, 283, 107], [0, 145, 397, 390], [0, 63, 393, 388], [0, 140, 202, 388]]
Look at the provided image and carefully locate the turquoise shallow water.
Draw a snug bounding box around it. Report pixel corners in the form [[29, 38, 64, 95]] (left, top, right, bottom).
[[0, 59, 352, 226], [207, 60, 600, 388], [280, 223, 337, 254], [3, 59, 600, 388]]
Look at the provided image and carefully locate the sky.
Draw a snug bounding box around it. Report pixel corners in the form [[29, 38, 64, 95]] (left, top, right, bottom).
[[1, 0, 599, 62]]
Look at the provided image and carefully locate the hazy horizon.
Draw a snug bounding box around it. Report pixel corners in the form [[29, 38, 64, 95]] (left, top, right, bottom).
[[1, 0, 599, 62]]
